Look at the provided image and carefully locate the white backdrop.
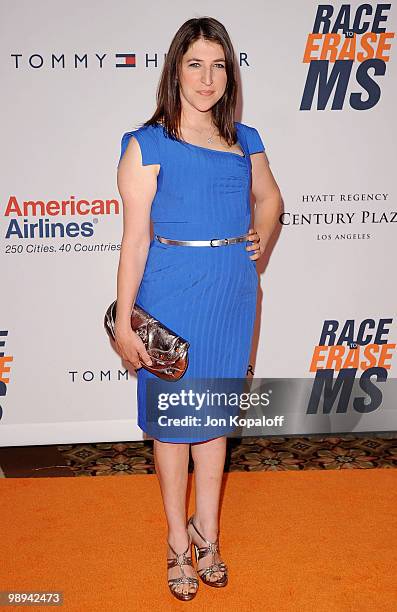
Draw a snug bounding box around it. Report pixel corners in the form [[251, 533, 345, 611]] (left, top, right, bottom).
[[1, 1, 396, 445]]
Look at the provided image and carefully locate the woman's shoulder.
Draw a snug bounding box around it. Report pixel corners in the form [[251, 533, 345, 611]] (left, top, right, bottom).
[[234, 120, 261, 137], [234, 121, 266, 154], [119, 122, 162, 166]]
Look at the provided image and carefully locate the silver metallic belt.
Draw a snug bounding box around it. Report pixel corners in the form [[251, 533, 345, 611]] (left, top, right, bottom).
[[155, 231, 252, 247]]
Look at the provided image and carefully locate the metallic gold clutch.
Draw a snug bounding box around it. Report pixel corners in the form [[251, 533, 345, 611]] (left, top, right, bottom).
[[104, 300, 189, 381]]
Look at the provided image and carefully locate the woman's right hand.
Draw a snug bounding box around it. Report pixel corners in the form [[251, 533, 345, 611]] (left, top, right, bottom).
[[114, 327, 153, 370]]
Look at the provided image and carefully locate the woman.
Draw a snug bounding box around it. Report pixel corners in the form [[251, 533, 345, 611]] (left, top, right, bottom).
[[115, 16, 281, 601]]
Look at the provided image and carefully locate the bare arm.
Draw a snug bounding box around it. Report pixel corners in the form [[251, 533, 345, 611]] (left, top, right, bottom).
[[246, 151, 282, 260], [113, 135, 160, 369], [115, 135, 160, 333]]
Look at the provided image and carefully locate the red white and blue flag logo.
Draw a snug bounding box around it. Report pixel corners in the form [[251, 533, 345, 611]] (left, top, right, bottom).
[[116, 53, 136, 68]]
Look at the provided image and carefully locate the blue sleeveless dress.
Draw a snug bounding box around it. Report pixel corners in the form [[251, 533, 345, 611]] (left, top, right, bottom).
[[118, 121, 265, 443]]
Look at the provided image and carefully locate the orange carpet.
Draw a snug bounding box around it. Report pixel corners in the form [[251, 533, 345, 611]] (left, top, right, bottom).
[[2, 469, 397, 611]]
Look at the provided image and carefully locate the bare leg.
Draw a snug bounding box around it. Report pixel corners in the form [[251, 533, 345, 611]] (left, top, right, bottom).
[[189, 435, 227, 582], [153, 439, 197, 595]]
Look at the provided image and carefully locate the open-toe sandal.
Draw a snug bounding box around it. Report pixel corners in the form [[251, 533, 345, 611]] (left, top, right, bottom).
[[167, 533, 199, 601], [187, 515, 228, 588]]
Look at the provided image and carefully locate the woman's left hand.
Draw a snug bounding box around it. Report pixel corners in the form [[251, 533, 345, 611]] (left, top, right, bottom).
[[246, 227, 264, 260]]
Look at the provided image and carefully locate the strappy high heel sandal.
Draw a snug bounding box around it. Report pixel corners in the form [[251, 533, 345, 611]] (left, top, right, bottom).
[[167, 533, 199, 601], [187, 515, 228, 588]]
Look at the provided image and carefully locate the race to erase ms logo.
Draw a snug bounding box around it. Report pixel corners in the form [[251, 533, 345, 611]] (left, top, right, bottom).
[[307, 318, 396, 414], [301, 4, 395, 110], [3, 195, 119, 240]]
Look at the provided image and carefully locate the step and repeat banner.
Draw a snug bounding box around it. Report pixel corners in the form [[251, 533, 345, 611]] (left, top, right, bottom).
[[1, 1, 396, 445]]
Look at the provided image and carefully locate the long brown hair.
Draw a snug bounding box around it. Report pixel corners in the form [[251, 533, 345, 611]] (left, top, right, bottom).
[[142, 17, 239, 146]]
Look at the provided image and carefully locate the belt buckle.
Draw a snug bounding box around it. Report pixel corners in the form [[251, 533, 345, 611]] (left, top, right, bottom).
[[210, 237, 228, 247]]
